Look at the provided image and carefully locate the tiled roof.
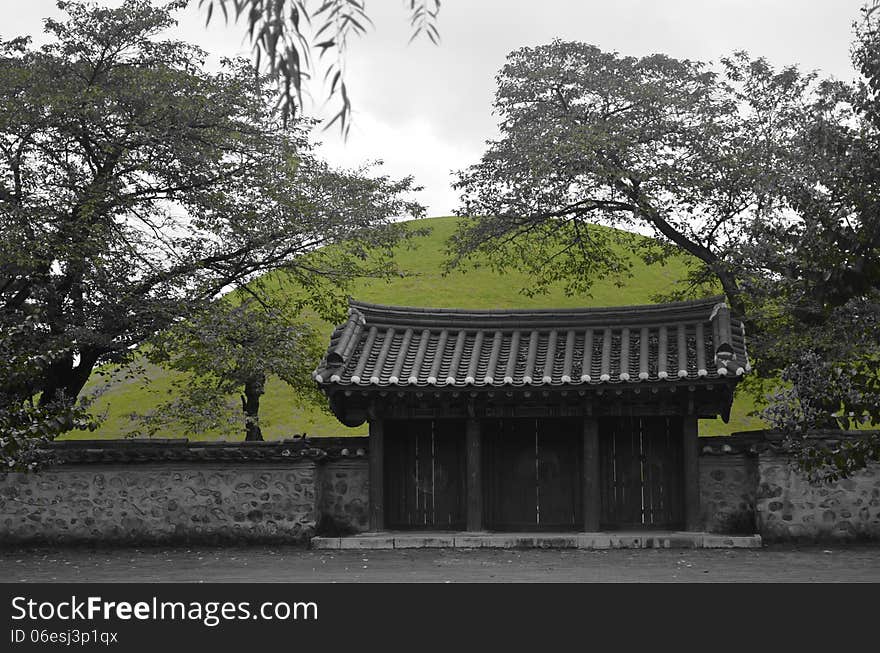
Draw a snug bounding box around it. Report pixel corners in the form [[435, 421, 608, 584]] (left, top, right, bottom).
[[314, 296, 749, 389]]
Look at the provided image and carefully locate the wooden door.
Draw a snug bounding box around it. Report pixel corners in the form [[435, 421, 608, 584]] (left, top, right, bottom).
[[384, 419, 465, 530], [483, 418, 582, 531], [599, 416, 684, 530]]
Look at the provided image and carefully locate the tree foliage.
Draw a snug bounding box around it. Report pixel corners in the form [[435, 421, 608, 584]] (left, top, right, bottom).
[[135, 297, 324, 441], [199, 0, 441, 134], [0, 0, 423, 454], [450, 41, 816, 316], [731, 6, 880, 480]]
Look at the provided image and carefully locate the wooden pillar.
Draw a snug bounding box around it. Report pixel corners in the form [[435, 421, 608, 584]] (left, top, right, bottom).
[[682, 415, 701, 532], [582, 417, 601, 532], [369, 419, 385, 532], [466, 418, 483, 532]]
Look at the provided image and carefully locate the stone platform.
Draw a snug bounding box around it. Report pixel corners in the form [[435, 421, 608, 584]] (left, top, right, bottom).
[[310, 531, 762, 550]]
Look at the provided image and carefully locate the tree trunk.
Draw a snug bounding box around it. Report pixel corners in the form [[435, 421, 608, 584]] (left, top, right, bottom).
[[712, 264, 747, 320], [241, 372, 266, 442], [38, 350, 99, 409], [627, 190, 750, 322]]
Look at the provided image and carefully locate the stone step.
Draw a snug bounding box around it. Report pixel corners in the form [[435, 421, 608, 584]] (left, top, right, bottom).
[[310, 532, 762, 550]]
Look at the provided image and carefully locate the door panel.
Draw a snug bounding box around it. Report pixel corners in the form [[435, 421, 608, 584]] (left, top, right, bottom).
[[483, 419, 535, 530], [384, 420, 465, 530], [536, 420, 582, 529], [599, 416, 684, 530], [484, 418, 582, 531]]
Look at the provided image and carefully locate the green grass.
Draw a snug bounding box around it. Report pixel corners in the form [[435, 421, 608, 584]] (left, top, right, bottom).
[[74, 216, 765, 441]]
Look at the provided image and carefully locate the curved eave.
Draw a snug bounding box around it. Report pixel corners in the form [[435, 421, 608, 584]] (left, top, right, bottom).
[[314, 371, 748, 389], [314, 369, 752, 389]]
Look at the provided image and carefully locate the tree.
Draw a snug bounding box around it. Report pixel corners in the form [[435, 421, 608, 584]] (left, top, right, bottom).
[[199, 0, 442, 134], [450, 41, 815, 319], [451, 28, 880, 479], [731, 5, 880, 480], [0, 1, 423, 429], [136, 298, 324, 441]]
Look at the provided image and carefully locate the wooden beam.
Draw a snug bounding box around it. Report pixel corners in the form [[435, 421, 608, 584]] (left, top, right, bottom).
[[682, 414, 701, 531], [466, 418, 483, 532], [583, 417, 601, 532], [369, 419, 385, 532]]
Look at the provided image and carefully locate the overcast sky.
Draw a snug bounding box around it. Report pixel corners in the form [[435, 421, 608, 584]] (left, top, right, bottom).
[[3, 0, 869, 217]]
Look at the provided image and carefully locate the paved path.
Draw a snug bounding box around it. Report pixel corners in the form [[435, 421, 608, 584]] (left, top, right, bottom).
[[1, 545, 879, 582]]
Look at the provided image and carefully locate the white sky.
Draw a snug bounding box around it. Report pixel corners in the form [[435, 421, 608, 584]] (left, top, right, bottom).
[[2, 0, 869, 217]]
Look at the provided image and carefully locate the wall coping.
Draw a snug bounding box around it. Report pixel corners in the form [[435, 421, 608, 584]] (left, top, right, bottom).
[[701, 429, 879, 456], [31, 428, 880, 464], [35, 437, 370, 466]]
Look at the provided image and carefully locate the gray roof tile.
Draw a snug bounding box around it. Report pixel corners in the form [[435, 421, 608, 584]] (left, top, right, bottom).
[[315, 296, 749, 388]]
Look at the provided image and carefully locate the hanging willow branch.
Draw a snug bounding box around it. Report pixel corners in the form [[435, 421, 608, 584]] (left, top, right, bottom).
[[198, 0, 441, 136]]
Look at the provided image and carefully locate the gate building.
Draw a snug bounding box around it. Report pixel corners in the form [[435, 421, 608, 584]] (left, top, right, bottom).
[[314, 297, 749, 533]]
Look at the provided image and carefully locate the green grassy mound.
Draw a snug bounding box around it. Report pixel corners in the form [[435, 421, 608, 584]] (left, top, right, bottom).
[[77, 216, 764, 440]]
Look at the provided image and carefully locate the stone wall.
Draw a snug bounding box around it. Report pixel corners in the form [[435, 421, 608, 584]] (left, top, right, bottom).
[[318, 459, 370, 535], [3, 433, 878, 544], [756, 452, 880, 542], [699, 431, 880, 542], [0, 438, 369, 545], [699, 453, 758, 535], [0, 463, 319, 544]]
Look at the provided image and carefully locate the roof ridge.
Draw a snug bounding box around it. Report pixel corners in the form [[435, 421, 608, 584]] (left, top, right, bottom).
[[348, 294, 725, 317]]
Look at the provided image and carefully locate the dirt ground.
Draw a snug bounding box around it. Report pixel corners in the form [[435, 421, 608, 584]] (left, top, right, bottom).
[[1, 544, 879, 582]]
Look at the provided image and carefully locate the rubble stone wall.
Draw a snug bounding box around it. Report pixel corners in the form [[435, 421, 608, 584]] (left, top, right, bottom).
[[699, 453, 758, 535], [699, 431, 880, 541], [318, 459, 370, 535], [756, 452, 880, 542], [0, 463, 319, 544], [2, 433, 878, 544]]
